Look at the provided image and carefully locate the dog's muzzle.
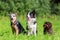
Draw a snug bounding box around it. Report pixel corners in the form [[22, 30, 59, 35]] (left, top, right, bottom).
[[11, 18, 13, 20]]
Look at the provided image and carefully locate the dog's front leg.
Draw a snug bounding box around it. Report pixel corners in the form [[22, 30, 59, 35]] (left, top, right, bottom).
[[48, 28, 53, 34], [11, 27, 15, 34], [11, 25, 15, 34], [33, 27, 36, 36], [34, 29, 36, 36], [28, 28, 32, 36], [28, 31, 30, 36], [31, 28, 33, 35], [14, 25, 19, 35], [16, 29, 19, 35], [44, 28, 47, 34]]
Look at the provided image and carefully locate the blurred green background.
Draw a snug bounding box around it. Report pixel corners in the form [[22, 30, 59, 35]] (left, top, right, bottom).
[[0, 0, 60, 16]]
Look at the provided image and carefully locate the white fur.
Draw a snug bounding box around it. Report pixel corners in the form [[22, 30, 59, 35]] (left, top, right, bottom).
[[27, 12, 37, 36]]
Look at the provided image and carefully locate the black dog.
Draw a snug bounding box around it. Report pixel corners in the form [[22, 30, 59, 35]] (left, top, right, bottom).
[[43, 22, 53, 34]]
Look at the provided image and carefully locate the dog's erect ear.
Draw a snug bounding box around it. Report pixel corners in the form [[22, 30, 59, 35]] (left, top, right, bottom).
[[33, 10, 35, 12], [8, 13, 10, 16], [31, 10, 35, 15], [8, 14, 10, 16], [32, 10, 35, 14], [14, 13, 17, 15], [8, 12, 12, 16]]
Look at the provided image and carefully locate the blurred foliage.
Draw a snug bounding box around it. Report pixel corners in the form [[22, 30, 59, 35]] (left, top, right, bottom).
[[0, 0, 60, 16]]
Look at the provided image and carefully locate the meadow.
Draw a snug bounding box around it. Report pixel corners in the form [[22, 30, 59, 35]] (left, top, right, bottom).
[[0, 15, 60, 40]]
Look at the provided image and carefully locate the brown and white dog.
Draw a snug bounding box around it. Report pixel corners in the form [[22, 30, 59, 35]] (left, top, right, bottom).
[[26, 10, 37, 36], [9, 13, 26, 35]]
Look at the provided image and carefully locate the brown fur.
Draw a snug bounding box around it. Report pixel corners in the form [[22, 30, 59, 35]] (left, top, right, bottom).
[[43, 22, 53, 34], [11, 22, 19, 35]]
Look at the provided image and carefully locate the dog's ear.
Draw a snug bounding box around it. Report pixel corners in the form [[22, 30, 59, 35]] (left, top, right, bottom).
[[8, 12, 11, 16], [8, 14, 10, 16], [14, 13, 17, 16], [32, 10, 35, 14], [8, 12, 12, 16]]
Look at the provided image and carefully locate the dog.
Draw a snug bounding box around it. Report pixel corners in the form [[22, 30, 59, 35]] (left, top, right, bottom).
[[26, 10, 37, 36], [9, 13, 26, 35], [43, 22, 53, 34]]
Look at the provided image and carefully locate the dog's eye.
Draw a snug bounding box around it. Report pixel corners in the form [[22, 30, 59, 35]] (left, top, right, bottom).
[[13, 16, 15, 17]]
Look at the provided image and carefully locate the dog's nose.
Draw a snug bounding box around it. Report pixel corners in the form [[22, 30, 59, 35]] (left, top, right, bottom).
[[11, 18, 13, 20]]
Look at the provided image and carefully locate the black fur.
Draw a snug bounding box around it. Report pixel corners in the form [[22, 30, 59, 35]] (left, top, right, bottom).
[[17, 21, 26, 34], [11, 21, 26, 34]]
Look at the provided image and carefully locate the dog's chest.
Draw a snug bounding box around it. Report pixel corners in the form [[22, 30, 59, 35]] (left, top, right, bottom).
[[11, 21, 18, 27], [29, 18, 36, 24], [28, 18, 37, 28]]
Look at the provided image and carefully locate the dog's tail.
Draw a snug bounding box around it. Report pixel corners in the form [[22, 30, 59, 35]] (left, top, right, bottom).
[[22, 29, 27, 35]]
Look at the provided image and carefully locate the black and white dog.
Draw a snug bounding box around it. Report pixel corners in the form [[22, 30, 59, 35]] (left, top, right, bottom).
[[26, 10, 37, 36], [9, 12, 26, 35]]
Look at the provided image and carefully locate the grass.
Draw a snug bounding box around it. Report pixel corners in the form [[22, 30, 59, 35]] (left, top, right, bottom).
[[0, 15, 60, 40]]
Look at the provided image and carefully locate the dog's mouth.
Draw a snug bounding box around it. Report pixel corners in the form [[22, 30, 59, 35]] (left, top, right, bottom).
[[11, 18, 13, 20]]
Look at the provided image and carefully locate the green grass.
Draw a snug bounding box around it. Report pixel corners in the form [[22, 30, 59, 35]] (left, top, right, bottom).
[[0, 16, 60, 40]]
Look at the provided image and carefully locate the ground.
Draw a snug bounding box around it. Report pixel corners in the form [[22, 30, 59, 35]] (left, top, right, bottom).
[[0, 15, 60, 40]]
